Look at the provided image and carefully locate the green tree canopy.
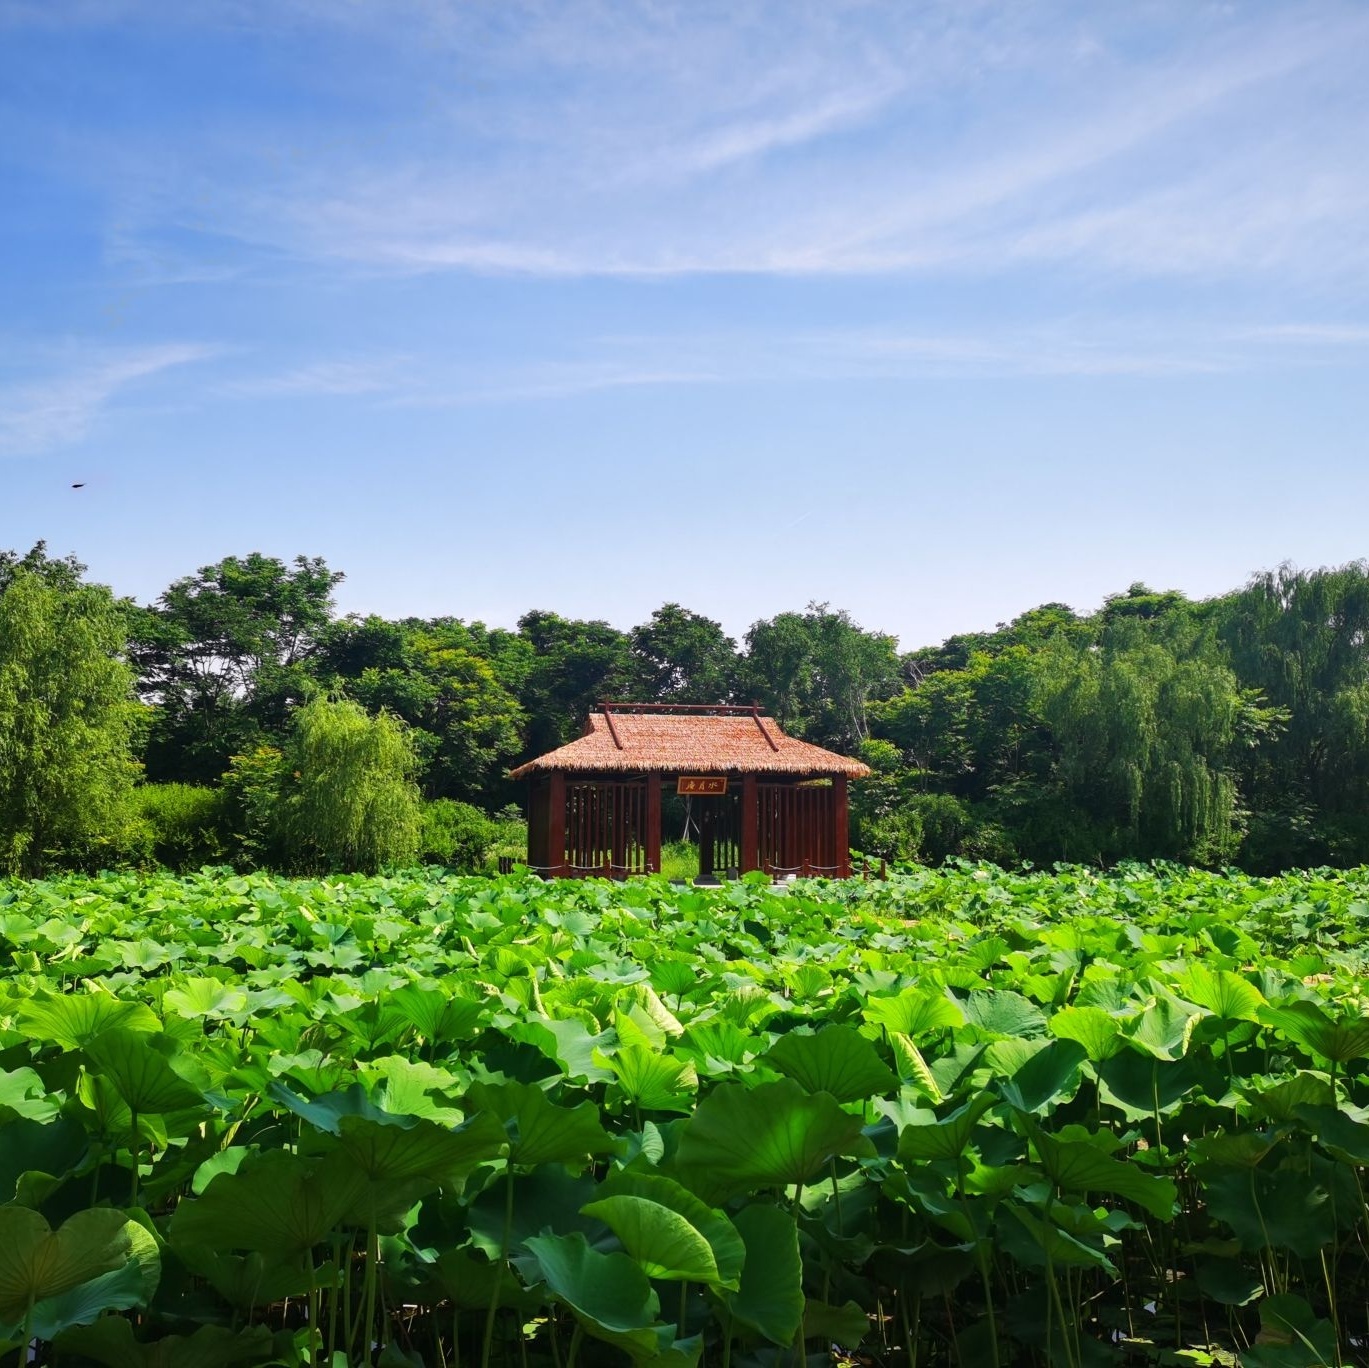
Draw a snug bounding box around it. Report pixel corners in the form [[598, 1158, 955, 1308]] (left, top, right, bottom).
[[1032, 628, 1254, 865], [902, 601, 1089, 679], [1214, 562, 1369, 866], [629, 603, 738, 703], [743, 604, 899, 750], [132, 553, 343, 784], [0, 569, 141, 875], [0, 541, 88, 594], [515, 611, 635, 755], [321, 617, 526, 805], [875, 645, 1049, 802]]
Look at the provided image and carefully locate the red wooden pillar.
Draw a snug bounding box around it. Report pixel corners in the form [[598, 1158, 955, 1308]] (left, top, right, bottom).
[[547, 770, 566, 876], [645, 776, 662, 874], [741, 774, 758, 874], [611, 782, 627, 874], [833, 775, 850, 878]]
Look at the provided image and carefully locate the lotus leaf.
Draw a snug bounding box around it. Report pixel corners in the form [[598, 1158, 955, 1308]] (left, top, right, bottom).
[[56, 1319, 276, 1368], [518, 1231, 676, 1363], [0, 1207, 132, 1322], [606, 1047, 698, 1115], [674, 1078, 868, 1203], [764, 1024, 898, 1102], [1261, 1000, 1369, 1064], [467, 1080, 615, 1167], [1031, 1128, 1177, 1220], [863, 988, 965, 1037], [717, 1203, 804, 1346], [170, 1149, 361, 1257], [84, 1030, 206, 1117], [897, 1092, 997, 1163], [19, 992, 161, 1050]]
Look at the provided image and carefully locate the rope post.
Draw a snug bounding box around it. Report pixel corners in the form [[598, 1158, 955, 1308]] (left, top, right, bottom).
[[880, 858, 888, 880], [801, 858, 810, 879]]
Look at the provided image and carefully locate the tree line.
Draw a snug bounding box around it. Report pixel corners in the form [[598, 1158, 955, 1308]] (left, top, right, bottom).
[[2, 542, 1367, 876]]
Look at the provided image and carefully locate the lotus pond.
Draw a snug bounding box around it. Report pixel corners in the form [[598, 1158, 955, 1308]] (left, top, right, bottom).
[[3, 863, 1369, 1367]]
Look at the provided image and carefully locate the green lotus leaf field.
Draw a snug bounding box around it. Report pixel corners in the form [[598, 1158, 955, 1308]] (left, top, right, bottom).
[[3, 861, 1369, 1366]]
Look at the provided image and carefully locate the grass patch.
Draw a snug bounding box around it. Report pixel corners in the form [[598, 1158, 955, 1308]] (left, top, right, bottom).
[[660, 839, 700, 882]]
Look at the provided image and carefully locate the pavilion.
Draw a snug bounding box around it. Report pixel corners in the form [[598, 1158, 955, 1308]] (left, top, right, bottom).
[[510, 702, 871, 879]]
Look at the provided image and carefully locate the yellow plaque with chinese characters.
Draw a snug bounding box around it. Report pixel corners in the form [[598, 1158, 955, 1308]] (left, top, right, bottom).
[[676, 776, 728, 796]]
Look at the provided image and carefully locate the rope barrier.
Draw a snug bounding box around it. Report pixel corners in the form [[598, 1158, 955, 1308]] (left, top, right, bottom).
[[516, 861, 848, 878]]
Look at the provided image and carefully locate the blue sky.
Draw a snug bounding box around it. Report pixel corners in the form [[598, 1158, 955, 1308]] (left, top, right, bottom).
[[2, 0, 1367, 649]]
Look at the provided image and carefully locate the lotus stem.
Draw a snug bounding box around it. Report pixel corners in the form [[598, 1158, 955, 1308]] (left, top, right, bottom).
[[21, 1290, 35, 1368], [956, 1153, 1000, 1368], [363, 1217, 380, 1359], [482, 1174, 516, 1367], [130, 1106, 140, 1205], [328, 1234, 344, 1361]]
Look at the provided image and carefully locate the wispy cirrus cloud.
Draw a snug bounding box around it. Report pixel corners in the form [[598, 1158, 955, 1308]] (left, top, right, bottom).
[[210, 314, 1369, 416], [220, 357, 414, 399], [61, 0, 1357, 289], [0, 344, 216, 458], [18, 1, 1362, 290]]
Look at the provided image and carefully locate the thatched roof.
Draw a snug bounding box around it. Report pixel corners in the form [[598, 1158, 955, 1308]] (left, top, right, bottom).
[[509, 704, 871, 780]]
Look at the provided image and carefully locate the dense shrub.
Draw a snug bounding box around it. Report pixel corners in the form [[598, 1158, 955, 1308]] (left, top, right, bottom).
[[418, 799, 497, 870], [490, 808, 529, 867], [218, 745, 286, 871], [133, 784, 224, 870]]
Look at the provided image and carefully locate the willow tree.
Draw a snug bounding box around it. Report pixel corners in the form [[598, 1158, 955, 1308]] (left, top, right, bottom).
[[0, 569, 141, 875], [1033, 630, 1253, 865], [1215, 562, 1369, 866], [280, 698, 420, 873]]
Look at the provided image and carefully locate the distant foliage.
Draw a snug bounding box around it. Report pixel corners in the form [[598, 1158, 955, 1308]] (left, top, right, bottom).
[[327, 620, 526, 806], [743, 603, 900, 749], [131, 552, 342, 784], [9, 537, 1369, 875], [1032, 629, 1247, 863], [629, 602, 738, 702]]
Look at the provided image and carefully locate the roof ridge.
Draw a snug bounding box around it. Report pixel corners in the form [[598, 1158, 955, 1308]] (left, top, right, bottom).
[[600, 701, 773, 716]]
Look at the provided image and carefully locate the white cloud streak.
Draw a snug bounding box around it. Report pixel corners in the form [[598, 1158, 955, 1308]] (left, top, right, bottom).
[[0, 344, 216, 458]]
